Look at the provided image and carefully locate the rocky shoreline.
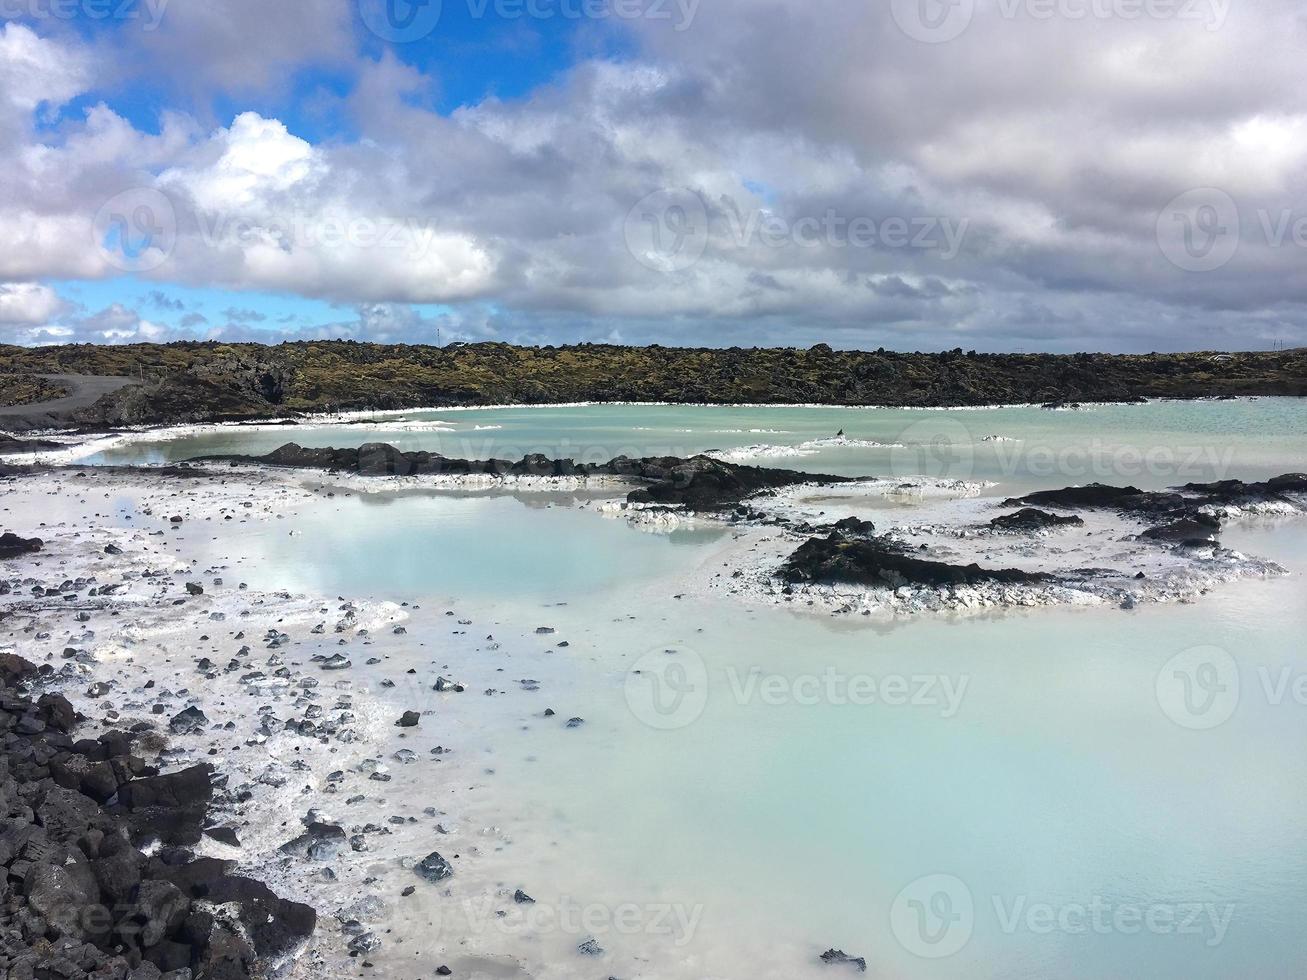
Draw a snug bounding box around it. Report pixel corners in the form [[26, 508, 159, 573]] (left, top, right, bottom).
[[0, 342, 1304, 430], [1, 440, 1305, 977], [0, 653, 316, 980]]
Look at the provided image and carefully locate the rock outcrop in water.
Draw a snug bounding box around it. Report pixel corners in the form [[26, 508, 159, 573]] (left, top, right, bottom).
[[0, 656, 316, 979], [781, 531, 1051, 588], [989, 508, 1086, 531], [620, 455, 854, 510], [195, 443, 855, 511], [1000, 473, 1307, 550], [1006, 473, 1307, 516], [1139, 515, 1222, 546]]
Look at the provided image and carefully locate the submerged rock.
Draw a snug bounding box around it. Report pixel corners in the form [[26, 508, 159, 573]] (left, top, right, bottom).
[[577, 937, 605, 956], [820, 948, 868, 972], [415, 851, 454, 883]]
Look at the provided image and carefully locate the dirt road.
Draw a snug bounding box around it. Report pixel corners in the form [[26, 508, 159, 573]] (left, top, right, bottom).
[[0, 374, 139, 431]]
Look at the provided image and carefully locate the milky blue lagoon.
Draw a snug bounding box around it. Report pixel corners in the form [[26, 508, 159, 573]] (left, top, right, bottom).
[[76, 400, 1307, 978]]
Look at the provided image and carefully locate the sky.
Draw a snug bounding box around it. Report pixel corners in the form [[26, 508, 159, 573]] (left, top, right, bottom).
[[0, 0, 1305, 353]]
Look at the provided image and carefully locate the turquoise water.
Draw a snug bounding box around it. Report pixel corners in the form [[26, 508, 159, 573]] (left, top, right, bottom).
[[404, 524, 1307, 979], [91, 398, 1307, 493], [138, 488, 724, 600], [87, 400, 1307, 977]]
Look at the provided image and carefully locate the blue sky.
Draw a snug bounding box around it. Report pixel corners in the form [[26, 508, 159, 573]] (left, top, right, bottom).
[[1, 0, 1305, 352]]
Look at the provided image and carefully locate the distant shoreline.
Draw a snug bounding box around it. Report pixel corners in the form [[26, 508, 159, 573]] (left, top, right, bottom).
[[0, 341, 1303, 432]]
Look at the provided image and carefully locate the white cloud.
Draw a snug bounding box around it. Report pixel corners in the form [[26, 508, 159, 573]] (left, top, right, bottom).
[[2, 2, 1307, 351], [0, 282, 69, 326], [0, 23, 90, 114]]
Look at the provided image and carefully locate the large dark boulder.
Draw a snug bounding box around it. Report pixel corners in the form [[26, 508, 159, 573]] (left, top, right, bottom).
[[0, 532, 43, 558], [24, 852, 105, 941], [0, 652, 40, 684], [37, 693, 79, 733], [118, 764, 214, 845], [118, 765, 213, 811]]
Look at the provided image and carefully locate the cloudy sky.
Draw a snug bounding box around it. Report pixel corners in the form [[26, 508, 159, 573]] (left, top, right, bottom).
[[1, 0, 1304, 352]]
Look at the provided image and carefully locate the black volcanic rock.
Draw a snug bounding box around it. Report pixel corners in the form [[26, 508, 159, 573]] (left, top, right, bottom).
[[820, 948, 868, 972], [1008, 474, 1307, 518], [781, 534, 1049, 588], [416, 851, 454, 882], [989, 508, 1086, 531], [1005, 484, 1152, 510], [1178, 473, 1307, 505], [620, 455, 853, 511], [1140, 515, 1222, 546], [195, 444, 855, 511], [0, 684, 315, 979], [0, 532, 43, 558]]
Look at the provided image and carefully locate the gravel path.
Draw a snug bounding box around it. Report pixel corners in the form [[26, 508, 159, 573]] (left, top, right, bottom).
[[0, 373, 139, 430]]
